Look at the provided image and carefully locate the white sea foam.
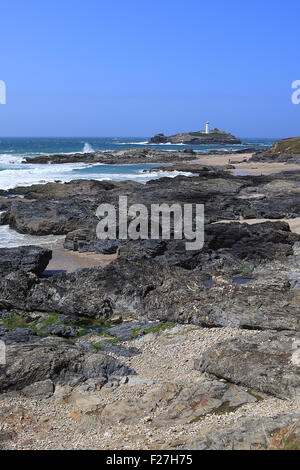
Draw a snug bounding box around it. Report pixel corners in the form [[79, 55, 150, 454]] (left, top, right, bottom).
[[0, 225, 65, 248], [0, 159, 193, 189], [0, 154, 26, 165], [82, 142, 95, 153]]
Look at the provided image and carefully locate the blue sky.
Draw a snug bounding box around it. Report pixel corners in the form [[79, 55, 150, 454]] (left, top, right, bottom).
[[0, 0, 299, 138]]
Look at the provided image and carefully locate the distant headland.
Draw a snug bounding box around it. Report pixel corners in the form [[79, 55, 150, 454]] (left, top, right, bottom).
[[148, 122, 241, 145]]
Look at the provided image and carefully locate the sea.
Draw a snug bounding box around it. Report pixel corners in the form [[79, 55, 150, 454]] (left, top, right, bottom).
[[0, 137, 276, 190], [0, 136, 275, 248]]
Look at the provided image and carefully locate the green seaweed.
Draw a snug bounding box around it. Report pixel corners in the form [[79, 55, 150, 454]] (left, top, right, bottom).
[[131, 322, 175, 338]]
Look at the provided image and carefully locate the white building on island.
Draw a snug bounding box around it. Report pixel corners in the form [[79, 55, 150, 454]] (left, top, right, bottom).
[[205, 121, 210, 134]]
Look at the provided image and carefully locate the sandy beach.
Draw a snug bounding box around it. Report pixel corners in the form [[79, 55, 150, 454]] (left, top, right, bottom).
[[41, 242, 117, 273], [195, 152, 300, 175]]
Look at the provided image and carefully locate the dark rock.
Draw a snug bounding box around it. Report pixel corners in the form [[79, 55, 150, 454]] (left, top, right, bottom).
[[26, 258, 166, 317], [43, 325, 79, 338], [194, 330, 300, 399], [23, 148, 200, 165], [0, 246, 52, 276], [82, 353, 134, 379], [0, 226, 299, 331], [0, 336, 135, 393], [0, 328, 38, 345], [0, 271, 37, 311], [2, 170, 299, 237], [64, 229, 121, 254], [57, 314, 77, 324]]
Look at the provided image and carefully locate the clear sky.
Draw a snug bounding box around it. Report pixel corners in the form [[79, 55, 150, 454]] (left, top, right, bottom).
[[0, 0, 299, 138]]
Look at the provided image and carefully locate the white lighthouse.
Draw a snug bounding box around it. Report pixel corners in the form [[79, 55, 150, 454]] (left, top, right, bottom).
[[205, 121, 210, 134]]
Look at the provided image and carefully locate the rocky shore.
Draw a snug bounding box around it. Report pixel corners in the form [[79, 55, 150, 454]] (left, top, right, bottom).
[[0, 143, 299, 450], [23, 147, 254, 166], [23, 148, 199, 165]]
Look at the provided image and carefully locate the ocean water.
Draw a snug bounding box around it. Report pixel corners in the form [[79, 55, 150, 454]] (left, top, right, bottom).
[[0, 137, 275, 190]]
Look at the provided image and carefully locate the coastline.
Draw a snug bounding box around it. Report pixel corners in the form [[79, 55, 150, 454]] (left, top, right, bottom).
[[0, 144, 299, 451]]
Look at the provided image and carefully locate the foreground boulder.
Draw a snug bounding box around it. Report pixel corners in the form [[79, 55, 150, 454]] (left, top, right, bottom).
[[0, 336, 135, 393], [27, 257, 166, 317], [0, 246, 52, 276], [194, 330, 300, 399]]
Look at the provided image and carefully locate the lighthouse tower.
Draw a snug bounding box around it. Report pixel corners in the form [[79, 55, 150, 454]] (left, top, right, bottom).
[[205, 121, 210, 134]]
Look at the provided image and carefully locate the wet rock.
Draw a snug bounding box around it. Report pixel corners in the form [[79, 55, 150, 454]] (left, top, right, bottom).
[[194, 330, 300, 399], [0, 246, 52, 276]]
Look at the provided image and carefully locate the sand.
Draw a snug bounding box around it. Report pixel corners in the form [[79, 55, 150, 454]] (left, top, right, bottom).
[[194, 152, 300, 175], [40, 242, 117, 273]]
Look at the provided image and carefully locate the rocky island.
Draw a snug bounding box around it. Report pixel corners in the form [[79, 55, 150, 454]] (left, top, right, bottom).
[[148, 125, 241, 145]]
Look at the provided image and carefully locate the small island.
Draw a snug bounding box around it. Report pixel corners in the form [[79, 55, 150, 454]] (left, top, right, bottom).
[[148, 122, 241, 145]]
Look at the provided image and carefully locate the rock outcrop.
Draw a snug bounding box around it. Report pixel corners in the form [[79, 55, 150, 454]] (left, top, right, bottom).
[[0, 246, 52, 276], [250, 137, 300, 164], [0, 336, 135, 393], [194, 330, 300, 399], [23, 148, 199, 165], [98, 380, 257, 427], [177, 413, 300, 450]]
